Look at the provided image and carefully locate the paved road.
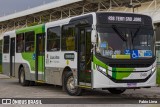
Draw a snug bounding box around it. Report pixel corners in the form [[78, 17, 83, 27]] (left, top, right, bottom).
[[0, 75, 160, 106]]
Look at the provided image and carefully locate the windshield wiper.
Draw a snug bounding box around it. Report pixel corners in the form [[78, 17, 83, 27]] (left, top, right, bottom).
[[112, 25, 127, 41], [131, 26, 141, 43]]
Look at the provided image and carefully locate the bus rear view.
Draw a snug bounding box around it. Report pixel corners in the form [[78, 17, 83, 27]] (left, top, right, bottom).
[[92, 12, 156, 94]]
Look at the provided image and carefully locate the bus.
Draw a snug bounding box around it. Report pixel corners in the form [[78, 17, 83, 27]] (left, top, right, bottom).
[[2, 12, 156, 96]]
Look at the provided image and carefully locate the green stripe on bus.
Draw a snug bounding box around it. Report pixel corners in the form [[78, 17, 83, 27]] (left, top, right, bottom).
[[93, 55, 108, 74], [16, 24, 44, 34], [112, 68, 134, 80]]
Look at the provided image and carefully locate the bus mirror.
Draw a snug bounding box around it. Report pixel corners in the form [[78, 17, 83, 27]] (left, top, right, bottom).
[[91, 30, 97, 43]]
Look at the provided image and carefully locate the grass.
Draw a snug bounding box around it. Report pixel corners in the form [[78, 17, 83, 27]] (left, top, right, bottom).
[[157, 67, 160, 85]]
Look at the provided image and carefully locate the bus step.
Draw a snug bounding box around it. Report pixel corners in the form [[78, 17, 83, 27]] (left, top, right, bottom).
[[78, 85, 92, 89], [36, 80, 45, 83]]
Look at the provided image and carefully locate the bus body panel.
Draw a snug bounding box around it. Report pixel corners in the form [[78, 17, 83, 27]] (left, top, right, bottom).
[[45, 51, 77, 85], [92, 60, 156, 88], [3, 31, 16, 76], [44, 13, 94, 86], [16, 24, 45, 81]]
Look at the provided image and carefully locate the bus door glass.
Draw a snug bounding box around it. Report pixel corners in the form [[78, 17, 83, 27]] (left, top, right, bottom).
[[10, 37, 15, 77], [36, 33, 45, 81], [78, 27, 92, 86]]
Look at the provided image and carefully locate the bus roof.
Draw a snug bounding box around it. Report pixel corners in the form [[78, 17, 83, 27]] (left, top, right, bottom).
[[16, 24, 45, 34], [3, 12, 152, 36]]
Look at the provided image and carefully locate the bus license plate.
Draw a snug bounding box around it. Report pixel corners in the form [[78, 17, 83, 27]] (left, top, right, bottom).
[[127, 83, 137, 87]]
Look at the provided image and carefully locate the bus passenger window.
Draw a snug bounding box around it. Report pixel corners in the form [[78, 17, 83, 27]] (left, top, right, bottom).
[[25, 31, 35, 52], [51, 41, 58, 51], [16, 33, 24, 53], [3, 36, 10, 53], [62, 25, 75, 51], [47, 26, 60, 51]]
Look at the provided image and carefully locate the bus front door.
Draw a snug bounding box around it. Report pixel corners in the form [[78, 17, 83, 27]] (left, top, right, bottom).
[[35, 34, 45, 81], [78, 27, 92, 87], [10, 37, 15, 77]]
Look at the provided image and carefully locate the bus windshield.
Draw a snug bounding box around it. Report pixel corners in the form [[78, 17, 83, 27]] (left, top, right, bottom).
[[96, 26, 154, 59]]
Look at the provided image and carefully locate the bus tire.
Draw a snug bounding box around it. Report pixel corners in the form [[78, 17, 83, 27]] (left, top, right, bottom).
[[64, 72, 82, 96], [108, 88, 126, 94], [19, 67, 30, 86]]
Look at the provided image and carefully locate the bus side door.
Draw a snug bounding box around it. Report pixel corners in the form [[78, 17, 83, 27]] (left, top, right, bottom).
[[78, 27, 92, 87], [35, 33, 45, 81]]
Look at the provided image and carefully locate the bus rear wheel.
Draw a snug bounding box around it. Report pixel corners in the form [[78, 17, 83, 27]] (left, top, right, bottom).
[[64, 72, 82, 96], [19, 67, 30, 86], [108, 88, 126, 94]]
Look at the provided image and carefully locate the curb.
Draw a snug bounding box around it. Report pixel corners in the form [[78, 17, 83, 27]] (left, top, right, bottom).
[[0, 74, 10, 79]]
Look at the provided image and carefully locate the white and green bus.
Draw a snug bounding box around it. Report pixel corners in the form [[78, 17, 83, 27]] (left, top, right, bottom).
[[2, 12, 156, 95]]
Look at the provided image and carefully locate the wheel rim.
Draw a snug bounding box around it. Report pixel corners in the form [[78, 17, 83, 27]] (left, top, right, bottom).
[[20, 70, 24, 83], [66, 76, 76, 93]]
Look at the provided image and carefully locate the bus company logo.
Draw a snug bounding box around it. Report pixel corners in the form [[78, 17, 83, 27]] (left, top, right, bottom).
[[50, 55, 60, 59], [2, 99, 11, 104]]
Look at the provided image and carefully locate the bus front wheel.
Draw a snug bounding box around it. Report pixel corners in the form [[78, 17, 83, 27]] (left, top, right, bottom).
[[64, 72, 82, 96], [108, 88, 126, 94], [19, 67, 30, 86]]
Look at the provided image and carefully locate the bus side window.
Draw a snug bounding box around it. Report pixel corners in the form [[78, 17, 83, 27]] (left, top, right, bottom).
[[61, 24, 75, 51], [47, 26, 60, 51], [16, 33, 24, 53], [25, 31, 35, 52], [3, 36, 10, 53]]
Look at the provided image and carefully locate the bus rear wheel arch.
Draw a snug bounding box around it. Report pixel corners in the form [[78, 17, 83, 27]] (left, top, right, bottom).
[[19, 66, 30, 86]]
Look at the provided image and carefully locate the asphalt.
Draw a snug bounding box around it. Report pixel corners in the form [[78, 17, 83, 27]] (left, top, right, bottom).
[[0, 74, 160, 106]]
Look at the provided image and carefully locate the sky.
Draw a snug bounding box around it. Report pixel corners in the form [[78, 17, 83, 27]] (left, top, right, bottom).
[[0, 0, 57, 16]]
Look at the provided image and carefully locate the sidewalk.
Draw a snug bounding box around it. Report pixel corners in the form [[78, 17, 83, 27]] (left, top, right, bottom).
[[0, 73, 10, 79]]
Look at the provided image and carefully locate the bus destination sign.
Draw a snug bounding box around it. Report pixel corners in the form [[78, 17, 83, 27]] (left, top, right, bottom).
[[107, 16, 143, 24]]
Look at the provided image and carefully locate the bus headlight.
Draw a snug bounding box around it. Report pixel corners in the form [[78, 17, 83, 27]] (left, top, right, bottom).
[[151, 66, 156, 73], [97, 66, 106, 73]]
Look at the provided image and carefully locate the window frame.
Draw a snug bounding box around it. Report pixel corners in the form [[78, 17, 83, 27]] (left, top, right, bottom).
[[3, 36, 10, 53], [61, 24, 76, 51], [16, 33, 25, 53], [47, 26, 61, 52], [24, 31, 35, 52]]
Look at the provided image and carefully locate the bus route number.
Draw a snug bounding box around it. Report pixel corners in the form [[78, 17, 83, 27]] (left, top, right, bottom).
[[64, 53, 75, 61]]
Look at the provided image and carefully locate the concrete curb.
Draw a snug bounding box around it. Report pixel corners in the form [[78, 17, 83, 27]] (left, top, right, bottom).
[[0, 74, 10, 79]]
